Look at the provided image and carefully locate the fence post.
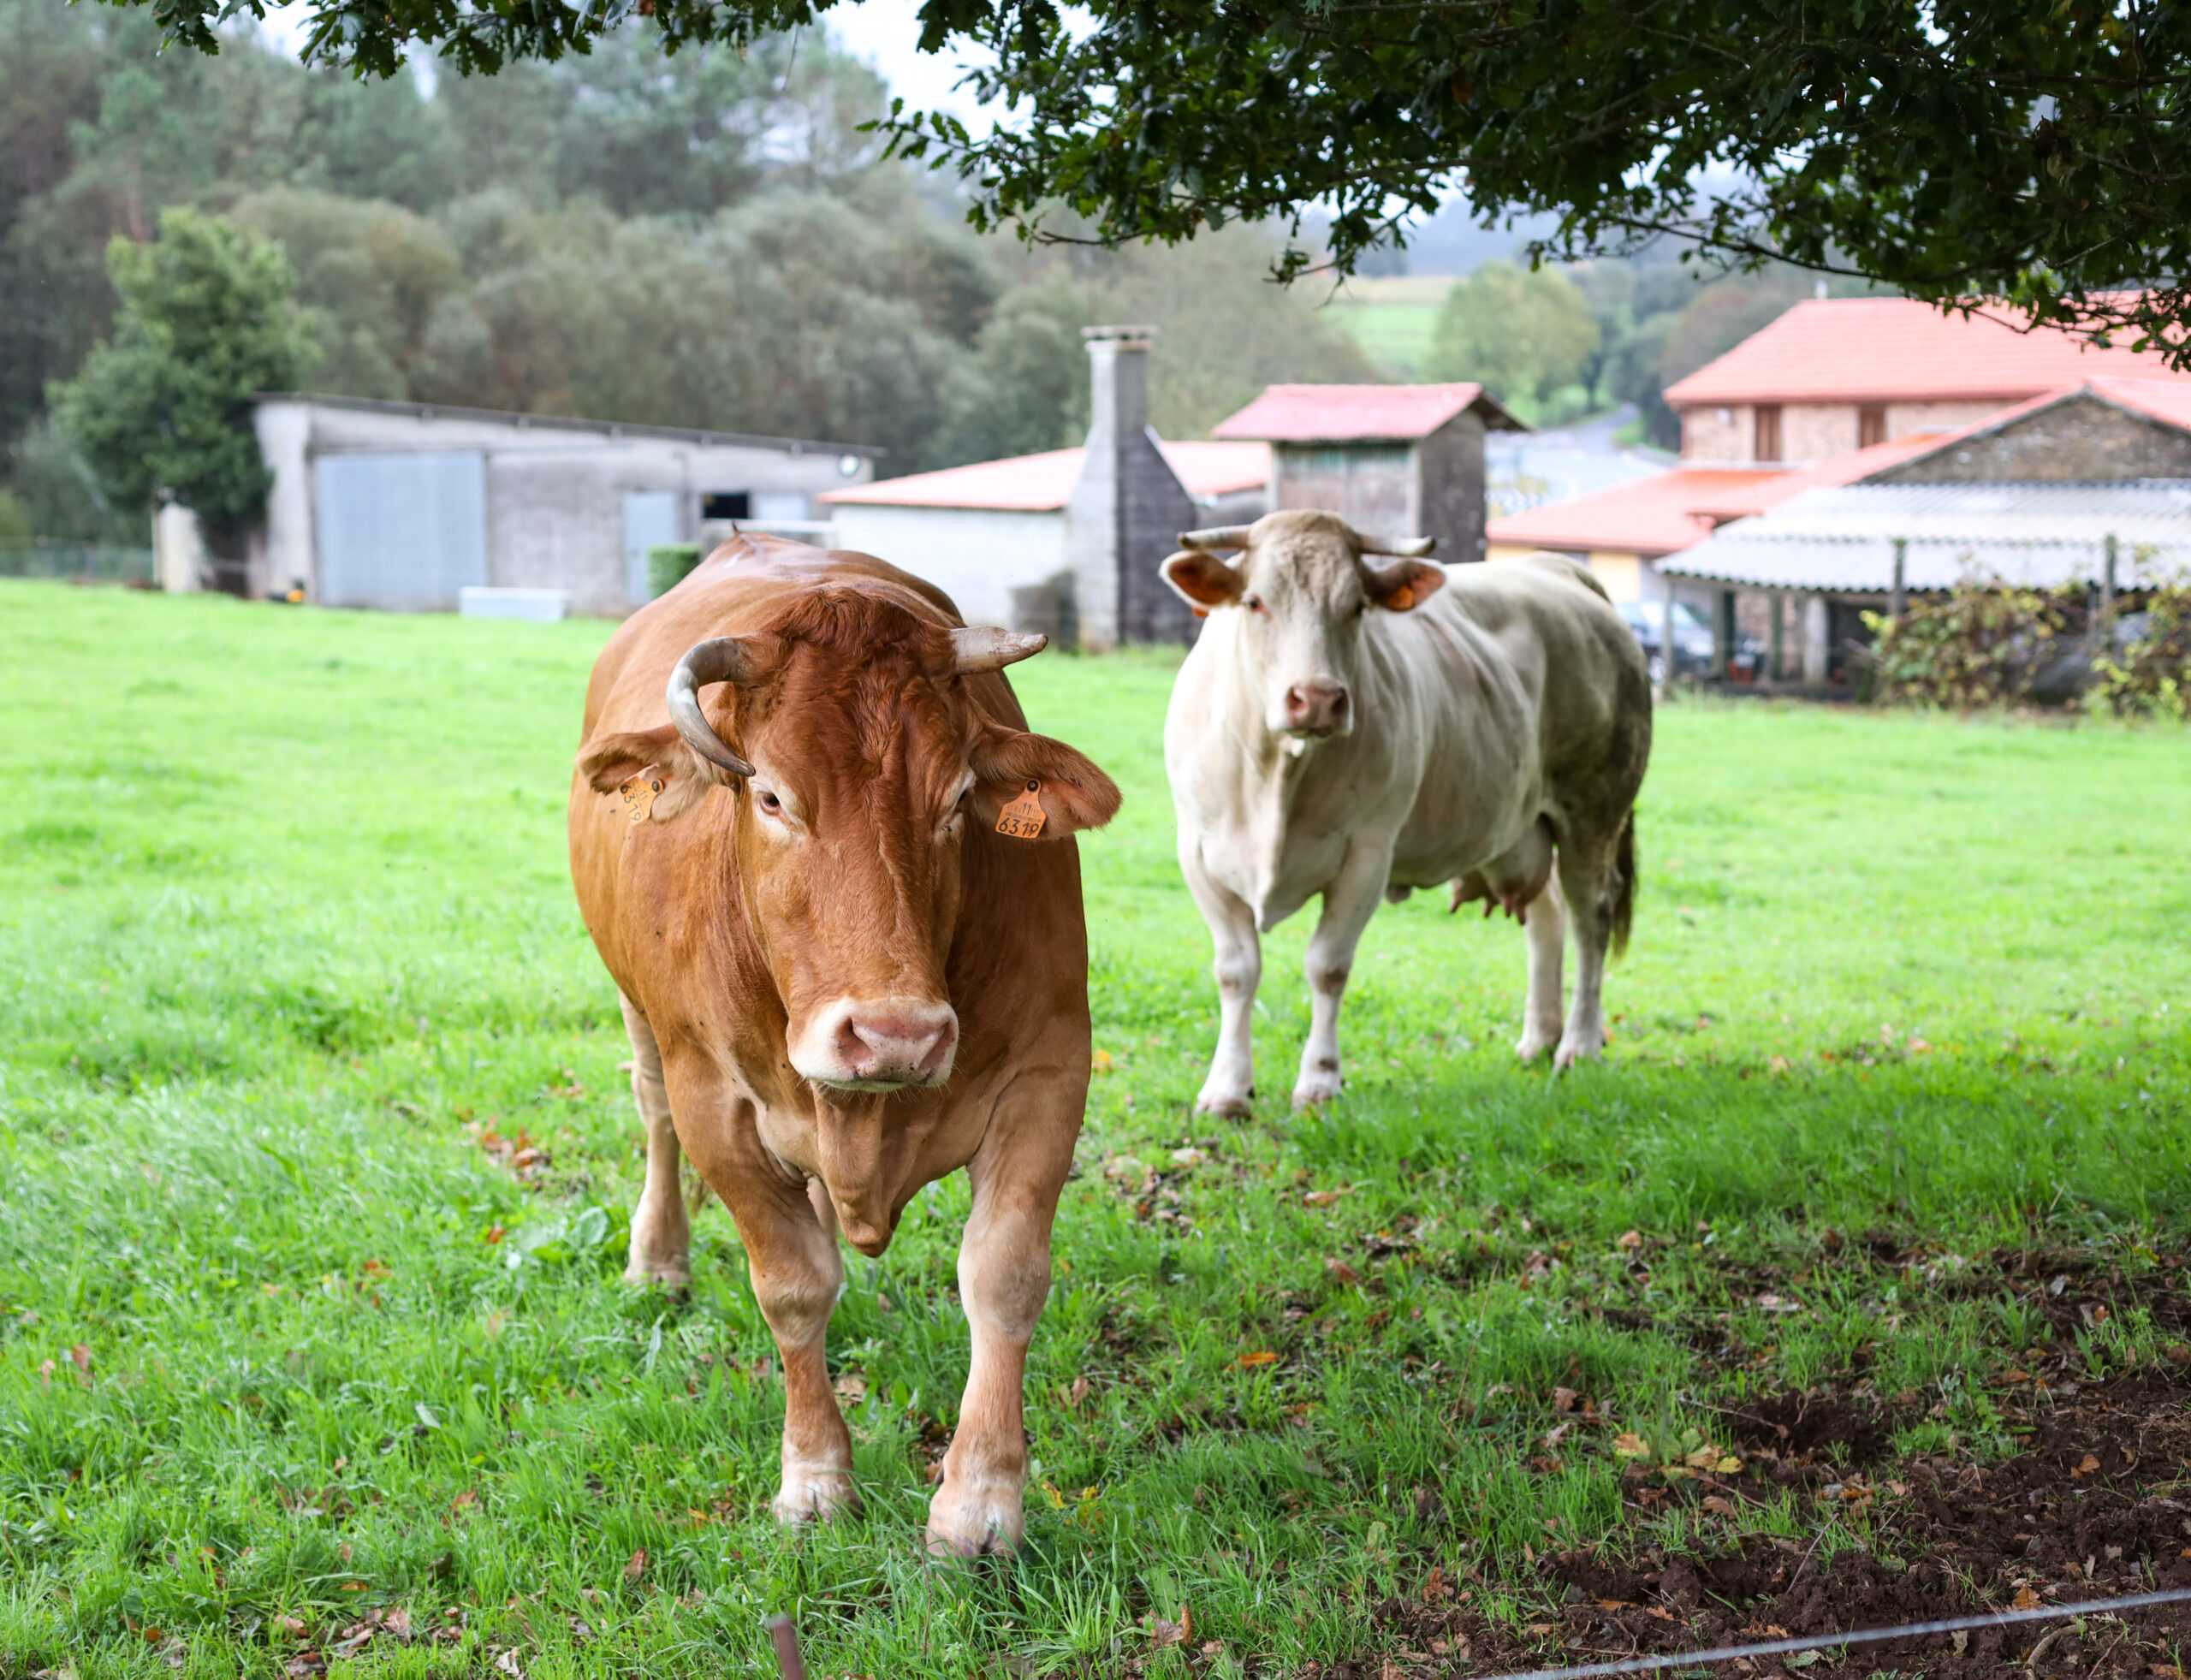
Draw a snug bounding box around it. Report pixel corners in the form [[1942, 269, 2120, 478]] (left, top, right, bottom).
[[1770, 591, 1784, 684], [1659, 570, 1676, 698], [2100, 532, 2118, 650], [1890, 537, 1906, 620]]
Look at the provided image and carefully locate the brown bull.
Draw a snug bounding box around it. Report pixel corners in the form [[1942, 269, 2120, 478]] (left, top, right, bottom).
[[567, 534, 1120, 1555]]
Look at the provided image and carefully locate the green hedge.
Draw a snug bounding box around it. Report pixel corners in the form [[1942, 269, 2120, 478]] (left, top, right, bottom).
[[646, 543, 702, 599]]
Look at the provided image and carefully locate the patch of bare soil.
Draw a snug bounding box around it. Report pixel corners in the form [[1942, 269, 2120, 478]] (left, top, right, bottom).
[[1321, 1254, 2191, 1680]]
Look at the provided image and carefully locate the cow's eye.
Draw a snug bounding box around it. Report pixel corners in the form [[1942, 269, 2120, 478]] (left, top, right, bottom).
[[1244, 594, 1263, 613], [757, 788, 782, 815]]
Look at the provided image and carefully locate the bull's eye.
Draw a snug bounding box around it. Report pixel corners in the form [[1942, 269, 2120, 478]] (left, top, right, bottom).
[[757, 789, 782, 815], [1244, 594, 1264, 613]]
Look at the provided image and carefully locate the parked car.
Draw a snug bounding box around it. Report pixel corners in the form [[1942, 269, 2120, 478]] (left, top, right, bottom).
[[1617, 598, 1717, 681]]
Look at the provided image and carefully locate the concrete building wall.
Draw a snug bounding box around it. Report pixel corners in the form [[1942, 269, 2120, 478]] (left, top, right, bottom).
[[1781, 404, 1861, 463], [1873, 395, 2191, 484], [828, 505, 1068, 628], [1064, 330, 1199, 648], [252, 397, 874, 614]]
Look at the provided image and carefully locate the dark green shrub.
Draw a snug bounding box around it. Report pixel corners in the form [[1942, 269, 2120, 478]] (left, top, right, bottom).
[[647, 543, 702, 599]]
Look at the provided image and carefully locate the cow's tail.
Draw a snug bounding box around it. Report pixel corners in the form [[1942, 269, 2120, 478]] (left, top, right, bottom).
[[1610, 809, 1637, 959]]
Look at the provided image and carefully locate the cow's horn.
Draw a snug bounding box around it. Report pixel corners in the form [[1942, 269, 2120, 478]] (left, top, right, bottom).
[[1357, 533, 1438, 558], [665, 638, 758, 778], [949, 626, 1048, 673], [1178, 525, 1253, 551]]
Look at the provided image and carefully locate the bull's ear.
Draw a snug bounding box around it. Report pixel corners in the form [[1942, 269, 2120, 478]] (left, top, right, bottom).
[[1363, 559, 1446, 613], [576, 726, 721, 822], [1161, 548, 1246, 610], [966, 723, 1122, 840]]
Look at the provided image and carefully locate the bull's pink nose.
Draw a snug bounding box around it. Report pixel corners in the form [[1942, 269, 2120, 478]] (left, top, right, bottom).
[[1284, 682, 1350, 733], [833, 1006, 958, 1083]]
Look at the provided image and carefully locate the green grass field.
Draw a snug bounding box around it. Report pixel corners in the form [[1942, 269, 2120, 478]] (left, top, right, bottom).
[[3, 583, 2190, 1679], [1316, 278, 1456, 378]]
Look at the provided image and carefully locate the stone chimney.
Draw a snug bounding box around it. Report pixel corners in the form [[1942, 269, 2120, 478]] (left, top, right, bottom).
[[1062, 325, 1199, 647]]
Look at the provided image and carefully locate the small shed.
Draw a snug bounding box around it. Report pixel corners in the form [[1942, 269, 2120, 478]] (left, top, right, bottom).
[[1210, 383, 1528, 561], [250, 394, 881, 614]]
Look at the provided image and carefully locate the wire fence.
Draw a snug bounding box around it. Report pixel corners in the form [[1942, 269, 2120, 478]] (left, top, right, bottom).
[[0, 543, 157, 587]]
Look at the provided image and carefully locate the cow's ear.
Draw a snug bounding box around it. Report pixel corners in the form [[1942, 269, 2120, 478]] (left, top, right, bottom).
[[1161, 548, 1246, 610], [966, 723, 1122, 840], [1363, 559, 1446, 612], [576, 726, 721, 822]]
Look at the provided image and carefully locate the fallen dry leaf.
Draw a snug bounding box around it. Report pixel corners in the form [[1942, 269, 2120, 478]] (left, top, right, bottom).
[[1612, 1431, 1650, 1458], [625, 1547, 648, 1582], [1149, 1601, 1193, 1647], [1070, 1374, 1090, 1408], [2074, 1452, 2101, 1476], [1616, 1230, 1643, 1251], [1327, 1257, 1363, 1287], [2014, 1585, 2044, 1611], [69, 1344, 91, 1378], [1303, 1190, 1342, 1208], [1238, 1350, 1278, 1368], [1553, 1386, 1578, 1410], [450, 1490, 478, 1512]]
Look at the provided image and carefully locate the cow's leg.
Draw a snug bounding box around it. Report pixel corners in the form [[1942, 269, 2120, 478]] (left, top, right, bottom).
[[1515, 873, 1568, 1060], [1181, 845, 1262, 1116], [926, 1084, 1079, 1557], [619, 994, 690, 1288], [1294, 840, 1393, 1107], [1553, 836, 1620, 1071], [671, 1072, 857, 1523]]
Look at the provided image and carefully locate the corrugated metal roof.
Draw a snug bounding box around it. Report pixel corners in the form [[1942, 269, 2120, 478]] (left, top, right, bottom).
[[1660, 299, 2191, 409], [1663, 480, 2191, 591], [1212, 383, 1527, 442], [820, 440, 1270, 512]]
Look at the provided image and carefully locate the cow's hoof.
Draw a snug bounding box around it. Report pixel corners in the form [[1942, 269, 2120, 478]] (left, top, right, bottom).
[[621, 1253, 691, 1290], [924, 1484, 1025, 1558], [773, 1470, 858, 1525], [1196, 1091, 1253, 1118], [1291, 1076, 1342, 1108], [1552, 1038, 1604, 1072], [1514, 1031, 1558, 1061]]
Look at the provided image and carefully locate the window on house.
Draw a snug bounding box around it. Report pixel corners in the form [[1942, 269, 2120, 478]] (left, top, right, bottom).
[[1857, 405, 1888, 449], [701, 491, 751, 520], [1753, 405, 1783, 463]]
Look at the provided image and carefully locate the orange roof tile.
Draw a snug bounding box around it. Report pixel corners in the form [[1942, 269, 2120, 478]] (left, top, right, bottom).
[[821, 440, 1270, 512], [1486, 466, 1796, 558], [1212, 383, 1526, 442], [1663, 298, 2191, 409]]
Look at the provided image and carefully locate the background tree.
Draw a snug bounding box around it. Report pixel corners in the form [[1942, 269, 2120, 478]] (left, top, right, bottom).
[[51, 208, 316, 548], [1426, 262, 1599, 424], [112, 0, 2190, 359]]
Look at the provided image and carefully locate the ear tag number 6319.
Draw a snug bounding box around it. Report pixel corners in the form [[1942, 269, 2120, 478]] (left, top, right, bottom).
[[995, 779, 1047, 840]]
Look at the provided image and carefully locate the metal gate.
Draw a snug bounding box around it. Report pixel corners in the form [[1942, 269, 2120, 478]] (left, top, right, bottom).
[[313, 451, 487, 611]]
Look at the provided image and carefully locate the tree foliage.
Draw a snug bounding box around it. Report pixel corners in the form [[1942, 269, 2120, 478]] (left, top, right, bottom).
[[117, 0, 2191, 360], [1427, 261, 1599, 420], [51, 208, 315, 543]]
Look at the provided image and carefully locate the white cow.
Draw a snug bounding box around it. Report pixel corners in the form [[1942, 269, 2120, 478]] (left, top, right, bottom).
[[1161, 509, 1651, 1113]]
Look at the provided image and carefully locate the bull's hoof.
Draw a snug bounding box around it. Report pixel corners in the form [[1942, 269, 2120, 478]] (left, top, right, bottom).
[[1291, 1073, 1342, 1109], [924, 1482, 1025, 1558], [1195, 1091, 1253, 1118], [772, 1470, 858, 1526], [621, 1248, 691, 1291], [1514, 1030, 1559, 1061]]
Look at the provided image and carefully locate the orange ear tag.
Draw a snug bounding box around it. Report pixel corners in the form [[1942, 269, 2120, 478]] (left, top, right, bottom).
[[620, 768, 666, 823], [995, 779, 1047, 840]]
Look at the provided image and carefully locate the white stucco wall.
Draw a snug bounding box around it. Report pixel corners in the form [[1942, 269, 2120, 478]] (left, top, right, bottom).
[[828, 505, 1069, 628]]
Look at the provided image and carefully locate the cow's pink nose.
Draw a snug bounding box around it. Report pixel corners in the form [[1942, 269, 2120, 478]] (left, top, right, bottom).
[[1284, 682, 1350, 734], [831, 1004, 958, 1084]]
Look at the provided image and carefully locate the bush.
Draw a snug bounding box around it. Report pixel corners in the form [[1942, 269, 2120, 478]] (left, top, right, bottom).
[[647, 543, 702, 599], [1863, 583, 2085, 709], [2093, 583, 2191, 718]]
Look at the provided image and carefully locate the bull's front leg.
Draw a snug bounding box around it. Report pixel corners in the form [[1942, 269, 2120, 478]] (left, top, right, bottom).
[[927, 1085, 1079, 1557], [1181, 841, 1262, 1116], [1295, 839, 1396, 1107], [1515, 874, 1568, 1060]]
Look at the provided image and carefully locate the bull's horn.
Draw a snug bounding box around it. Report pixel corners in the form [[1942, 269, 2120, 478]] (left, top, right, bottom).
[[1357, 533, 1438, 558], [665, 638, 758, 778], [949, 626, 1048, 673], [1177, 525, 1254, 551]]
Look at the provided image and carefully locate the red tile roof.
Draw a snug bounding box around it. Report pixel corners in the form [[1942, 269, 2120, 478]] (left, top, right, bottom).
[[821, 440, 1270, 512], [1662, 298, 2191, 409], [1487, 466, 1796, 558], [1212, 383, 1527, 442]]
